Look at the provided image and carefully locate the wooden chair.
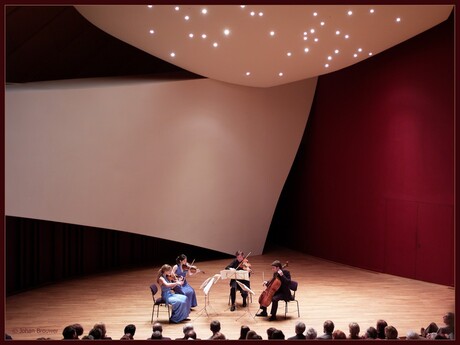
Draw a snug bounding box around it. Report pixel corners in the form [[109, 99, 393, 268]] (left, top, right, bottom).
[[283, 280, 300, 319], [150, 283, 171, 322]]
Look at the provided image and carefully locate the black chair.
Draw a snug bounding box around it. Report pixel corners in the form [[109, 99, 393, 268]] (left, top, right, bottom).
[[283, 280, 300, 319], [150, 283, 171, 322]]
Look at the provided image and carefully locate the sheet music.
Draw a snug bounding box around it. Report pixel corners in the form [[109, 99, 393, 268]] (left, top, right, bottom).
[[203, 274, 221, 295], [236, 280, 255, 295], [220, 269, 249, 281]]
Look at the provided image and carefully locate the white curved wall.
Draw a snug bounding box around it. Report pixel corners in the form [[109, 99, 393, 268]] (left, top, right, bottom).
[[6, 77, 317, 255]]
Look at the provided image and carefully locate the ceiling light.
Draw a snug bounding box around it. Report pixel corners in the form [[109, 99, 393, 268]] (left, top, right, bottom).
[[184, 15, 190, 21], [170, 52, 175, 57], [313, 12, 318, 16], [327, 56, 332, 60], [348, 10, 353, 16], [240, 5, 246, 8], [358, 48, 362, 52], [147, 5, 153, 9], [304, 48, 309, 53], [278, 72, 284, 77], [369, 52, 373, 56], [335, 30, 340, 35], [213, 42, 218, 47], [353, 53, 358, 58], [314, 38, 319, 42], [246, 72, 251, 76], [396, 17, 401, 22], [303, 31, 308, 36], [201, 8, 208, 14], [320, 21, 325, 26], [270, 31, 275, 36], [344, 34, 350, 39], [149, 29, 155, 34], [250, 11, 255, 16], [258, 12, 263, 16], [287, 52, 292, 57], [370, 9, 375, 13], [188, 33, 194, 38], [224, 29, 230, 36], [174, 6, 179, 11], [334, 49, 339, 54], [310, 29, 315, 34], [303, 37, 308, 41], [201, 34, 207, 39], [325, 64, 329, 68]]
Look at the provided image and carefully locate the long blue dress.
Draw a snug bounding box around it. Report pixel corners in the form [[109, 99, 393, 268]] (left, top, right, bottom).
[[161, 277, 189, 323], [175, 265, 198, 310]]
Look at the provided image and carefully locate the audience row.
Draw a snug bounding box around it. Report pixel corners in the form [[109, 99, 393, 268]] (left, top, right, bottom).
[[5, 312, 454, 340]]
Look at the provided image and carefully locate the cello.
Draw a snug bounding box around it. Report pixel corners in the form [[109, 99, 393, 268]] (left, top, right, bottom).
[[258, 261, 288, 307]]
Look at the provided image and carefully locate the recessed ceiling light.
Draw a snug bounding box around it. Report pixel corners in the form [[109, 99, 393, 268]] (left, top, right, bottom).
[[250, 11, 255, 16], [358, 48, 362, 52], [270, 31, 275, 36], [325, 64, 329, 68], [224, 29, 231, 36], [334, 49, 339, 54], [246, 71, 251, 76], [201, 8, 208, 14], [335, 30, 340, 35], [184, 15, 190, 21], [370, 9, 375, 13], [213, 42, 218, 47], [147, 5, 153, 9], [396, 17, 401, 22], [369, 52, 373, 56], [304, 48, 309, 53], [303, 31, 308, 36], [320, 21, 325, 26], [327, 56, 332, 60], [348, 10, 353, 16], [287, 52, 292, 57], [314, 38, 319, 42], [240, 5, 246, 8], [170, 52, 176, 57], [188, 33, 194, 38], [149, 29, 155, 34], [353, 53, 358, 58], [310, 29, 315, 34], [313, 12, 318, 16], [174, 6, 179, 11], [303, 37, 308, 41], [279, 72, 284, 77], [201, 34, 207, 39], [259, 12, 263, 16], [344, 34, 350, 39]]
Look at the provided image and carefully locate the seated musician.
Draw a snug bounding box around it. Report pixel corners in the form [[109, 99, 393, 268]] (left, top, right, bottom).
[[225, 250, 251, 311], [256, 260, 291, 321]]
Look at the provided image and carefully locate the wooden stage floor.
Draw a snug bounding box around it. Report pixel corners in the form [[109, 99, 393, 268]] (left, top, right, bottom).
[[5, 248, 454, 340]]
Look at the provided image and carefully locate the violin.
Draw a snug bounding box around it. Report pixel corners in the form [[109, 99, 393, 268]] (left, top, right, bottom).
[[236, 252, 253, 273], [182, 262, 205, 274]]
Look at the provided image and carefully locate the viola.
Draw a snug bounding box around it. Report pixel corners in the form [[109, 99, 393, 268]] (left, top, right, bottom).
[[258, 261, 288, 307]]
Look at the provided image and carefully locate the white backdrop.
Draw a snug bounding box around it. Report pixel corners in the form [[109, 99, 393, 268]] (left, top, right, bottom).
[[6, 77, 317, 255]]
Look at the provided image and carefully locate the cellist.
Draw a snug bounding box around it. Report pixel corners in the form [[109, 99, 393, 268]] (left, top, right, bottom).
[[256, 260, 292, 321]]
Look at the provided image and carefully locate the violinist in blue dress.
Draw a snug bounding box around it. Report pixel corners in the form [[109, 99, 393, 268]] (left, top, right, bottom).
[[172, 254, 199, 311], [157, 264, 190, 324]]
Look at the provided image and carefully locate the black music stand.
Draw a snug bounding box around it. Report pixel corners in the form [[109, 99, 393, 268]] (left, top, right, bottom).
[[220, 269, 250, 311]]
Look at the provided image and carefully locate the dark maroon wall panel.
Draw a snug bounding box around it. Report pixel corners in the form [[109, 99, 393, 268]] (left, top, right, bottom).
[[270, 14, 454, 286]]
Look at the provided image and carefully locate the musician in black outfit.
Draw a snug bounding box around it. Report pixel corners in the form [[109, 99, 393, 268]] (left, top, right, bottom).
[[256, 260, 291, 321], [225, 250, 251, 311]]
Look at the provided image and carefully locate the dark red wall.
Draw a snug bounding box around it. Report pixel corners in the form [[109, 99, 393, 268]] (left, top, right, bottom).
[[269, 14, 454, 286]]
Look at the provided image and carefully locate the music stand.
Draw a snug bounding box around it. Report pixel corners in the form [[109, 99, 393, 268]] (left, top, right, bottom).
[[220, 269, 250, 310], [194, 274, 220, 320], [235, 281, 256, 321]]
